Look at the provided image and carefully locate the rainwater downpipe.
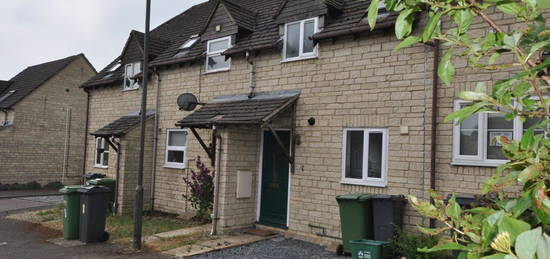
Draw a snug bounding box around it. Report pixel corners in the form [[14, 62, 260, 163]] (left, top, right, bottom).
[[82, 89, 90, 184], [150, 69, 162, 211], [211, 125, 222, 236], [429, 40, 440, 228], [246, 51, 256, 99], [114, 140, 121, 215], [62, 107, 72, 184]]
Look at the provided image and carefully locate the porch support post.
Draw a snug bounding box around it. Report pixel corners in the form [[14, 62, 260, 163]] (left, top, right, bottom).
[[190, 127, 215, 162], [103, 137, 119, 153], [266, 123, 294, 165]]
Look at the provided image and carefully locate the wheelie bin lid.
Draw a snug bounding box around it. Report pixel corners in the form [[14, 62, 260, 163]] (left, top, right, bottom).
[[59, 185, 83, 194], [88, 178, 116, 185], [370, 194, 407, 201], [350, 239, 391, 246], [336, 194, 372, 201], [77, 186, 111, 194]]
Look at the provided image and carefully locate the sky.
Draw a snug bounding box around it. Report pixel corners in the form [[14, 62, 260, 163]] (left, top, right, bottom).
[[0, 0, 207, 79]]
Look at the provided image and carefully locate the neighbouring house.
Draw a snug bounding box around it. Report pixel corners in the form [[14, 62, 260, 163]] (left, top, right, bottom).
[[0, 54, 97, 186], [81, 0, 528, 248]]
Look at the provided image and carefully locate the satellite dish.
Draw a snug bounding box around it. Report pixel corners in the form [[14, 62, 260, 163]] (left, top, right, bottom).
[[177, 93, 201, 111]]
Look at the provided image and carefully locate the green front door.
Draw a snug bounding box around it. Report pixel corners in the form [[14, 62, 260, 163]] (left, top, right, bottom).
[[259, 130, 290, 228]]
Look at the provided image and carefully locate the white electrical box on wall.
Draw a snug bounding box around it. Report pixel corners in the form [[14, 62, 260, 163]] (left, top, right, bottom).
[[236, 170, 253, 199]]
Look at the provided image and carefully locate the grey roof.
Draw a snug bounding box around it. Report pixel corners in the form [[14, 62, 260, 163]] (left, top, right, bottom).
[[176, 90, 300, 128], [91, 114, 154, 137], [0, 81, 11, 95], [0, 54, 85, 109], [83, 0, 397, 88]]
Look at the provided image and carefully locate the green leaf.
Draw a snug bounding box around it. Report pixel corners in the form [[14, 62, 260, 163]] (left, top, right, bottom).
[[481, 254, 507, 259], [446, 194, 462, 219], [423, 12, 442, 42], [537, 233, 550, 259], [497, 2, 521, 16], [394, 36, 421, 50], [538, 0, 550, 8], [515, 227, 542, 259], [520, 128, 535, 150], [518, 163, 542, 184], [458, 91, 490, 101], [453, 9, 473, 34], [497, 216, 531, 243], [438, 50, 455, 85], [418, 242, 470, 252], [395, 8, 415, 39], [444, 102, 485, 124], [367, 0, 379, 30]]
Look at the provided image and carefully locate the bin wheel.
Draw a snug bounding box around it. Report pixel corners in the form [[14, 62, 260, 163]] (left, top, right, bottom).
[[336, 244, 344, 256], [99, 231, 110, 242]]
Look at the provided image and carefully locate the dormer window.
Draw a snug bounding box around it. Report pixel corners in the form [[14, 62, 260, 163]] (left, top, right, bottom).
[[205, 36, 231, 73], [283, 17, 319, 62], [123, 62, 141, 90]]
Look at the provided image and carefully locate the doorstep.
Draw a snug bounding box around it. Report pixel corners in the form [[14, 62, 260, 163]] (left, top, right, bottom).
[[163, 232, 279, 258], [144, 224, 211, 243]]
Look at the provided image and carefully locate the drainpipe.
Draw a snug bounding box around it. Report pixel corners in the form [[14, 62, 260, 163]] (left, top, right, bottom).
[[429, 40, 440, 228], [150, 69, 162, 211], [82, 89, 90, 184], [62, 107, 72, 184], [246, 51, 256, 99], [114, 140, 121, 215], [211, 125, 222, 235]]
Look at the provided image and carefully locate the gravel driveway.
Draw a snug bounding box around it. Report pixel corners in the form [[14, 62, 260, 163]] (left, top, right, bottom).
[[190, 237, 350, 259]]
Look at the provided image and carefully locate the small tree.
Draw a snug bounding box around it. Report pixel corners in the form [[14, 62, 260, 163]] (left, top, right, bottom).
[[183, 156, 215, 222], [366, 0, 550, 258]]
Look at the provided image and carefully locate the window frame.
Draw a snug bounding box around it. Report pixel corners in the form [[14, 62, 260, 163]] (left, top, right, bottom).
[[94, 137, 109, 168], [452, 100, 524, 167], [123, 62, 141, 91], [341, 128, 389, 187], [205, 36, 232, 73], [164, 129, 188, 169], [282, 17, 319, 62]]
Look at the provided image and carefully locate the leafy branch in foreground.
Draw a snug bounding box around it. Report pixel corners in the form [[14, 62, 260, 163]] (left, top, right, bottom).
[[368, 0, 550, 258]]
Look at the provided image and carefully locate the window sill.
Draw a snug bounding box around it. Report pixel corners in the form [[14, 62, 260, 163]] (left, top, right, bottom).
[[340, 179, 387, 188], [281, 55, 318, 63], [122, 87, 139, 92], [451, 160, 508, 167], [204, 68, 230, 74], [164, 164, 186, 169], [94, 165, 109, 169]]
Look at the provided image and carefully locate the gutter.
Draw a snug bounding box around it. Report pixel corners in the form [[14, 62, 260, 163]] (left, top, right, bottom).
[[311, 22, 395, 42], [211, 126, 222, 235]]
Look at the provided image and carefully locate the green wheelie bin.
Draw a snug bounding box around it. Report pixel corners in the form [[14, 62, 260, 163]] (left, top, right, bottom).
[[59, 186, 82, 240], [88, 178, 116, 213], [350, 239, 391, 259], [336, 194, 374, 255]]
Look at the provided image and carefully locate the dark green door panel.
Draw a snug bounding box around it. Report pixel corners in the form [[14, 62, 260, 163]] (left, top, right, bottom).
[[259, 130, 290, 228]]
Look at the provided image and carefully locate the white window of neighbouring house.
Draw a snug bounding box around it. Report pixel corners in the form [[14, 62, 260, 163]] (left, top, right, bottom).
[[165, 129, 188, 169], [341, 128, 389, 187], [94, 138, 109, 168], [205, 36, 231, 73], [283, 17, 318, 61], [123, 62, 141, 90], [451, 100, 548, 166]]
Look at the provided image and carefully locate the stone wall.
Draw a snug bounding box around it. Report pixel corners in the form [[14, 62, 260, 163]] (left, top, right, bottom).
[[0, 56, 95, 185]]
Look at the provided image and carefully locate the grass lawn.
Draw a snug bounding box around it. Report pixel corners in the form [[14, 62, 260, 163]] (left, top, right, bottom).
[[34, 207, 201, 246]]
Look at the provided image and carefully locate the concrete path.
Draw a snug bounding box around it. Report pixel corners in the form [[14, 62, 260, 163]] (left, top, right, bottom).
[[0, 216, 171, 259], [0, 195, 63, 214]]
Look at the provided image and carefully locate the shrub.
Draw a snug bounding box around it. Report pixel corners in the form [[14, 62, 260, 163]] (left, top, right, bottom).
[[392, 228, 453, 259], [182, 156, 215, 222]]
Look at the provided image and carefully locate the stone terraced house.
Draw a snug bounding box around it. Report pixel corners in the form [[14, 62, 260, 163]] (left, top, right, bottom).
[[0, 54, 96, 185], [80, 0, 528, 248]]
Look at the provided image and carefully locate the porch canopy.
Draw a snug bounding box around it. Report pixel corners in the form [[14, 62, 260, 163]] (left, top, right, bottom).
[[91, 114, 154, 151], [176, 90, 300, 167]]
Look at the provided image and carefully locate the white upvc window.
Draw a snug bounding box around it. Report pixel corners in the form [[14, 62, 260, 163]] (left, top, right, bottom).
[[205, 36, 231, 73], [283, 17, 319, 62], [452, 100, 547, 167], [123, 62, 141, 90], [165, 129, 188, 169], [94, 137, 109, 168], [341, 128, 389, 187]]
